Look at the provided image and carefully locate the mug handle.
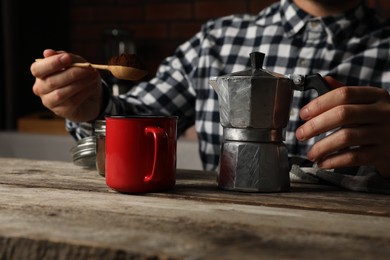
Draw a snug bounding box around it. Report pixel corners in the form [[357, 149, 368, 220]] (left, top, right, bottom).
[[144, 126, 168, 182]]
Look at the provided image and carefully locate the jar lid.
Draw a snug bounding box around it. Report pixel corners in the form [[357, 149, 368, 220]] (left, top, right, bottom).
[[70, 136, 96, 168], [94, 120, 106, 134]]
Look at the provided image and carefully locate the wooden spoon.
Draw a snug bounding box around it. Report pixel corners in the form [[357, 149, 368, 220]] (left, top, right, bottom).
[[72, 62, 148, 81], [35, 59, 148, 81]]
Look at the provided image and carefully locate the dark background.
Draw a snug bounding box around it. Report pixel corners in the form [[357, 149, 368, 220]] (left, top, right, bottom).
[[1, 0, 69, 130], [0, 0, 388, 131]]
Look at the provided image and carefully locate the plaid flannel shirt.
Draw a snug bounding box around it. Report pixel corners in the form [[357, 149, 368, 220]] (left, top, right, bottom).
[[66, 0, 390, 171]]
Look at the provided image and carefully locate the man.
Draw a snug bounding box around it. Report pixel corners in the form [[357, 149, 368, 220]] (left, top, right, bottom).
[[30, 0, 390, 177]]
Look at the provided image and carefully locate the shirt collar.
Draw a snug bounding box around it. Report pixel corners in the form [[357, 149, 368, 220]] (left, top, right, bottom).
[[256, 0, 379, 44]]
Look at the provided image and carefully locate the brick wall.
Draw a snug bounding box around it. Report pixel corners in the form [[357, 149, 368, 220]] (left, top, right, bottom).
[[69, 0, 278, 74], [69, 0, 390, 75]]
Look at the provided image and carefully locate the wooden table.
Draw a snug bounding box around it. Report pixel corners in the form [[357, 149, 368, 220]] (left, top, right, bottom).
[[0, 157, 389, 259]]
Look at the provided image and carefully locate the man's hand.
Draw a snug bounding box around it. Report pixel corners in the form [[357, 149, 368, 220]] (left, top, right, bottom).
[[31, 49, 104, 122], [296, 76, 390, 177]]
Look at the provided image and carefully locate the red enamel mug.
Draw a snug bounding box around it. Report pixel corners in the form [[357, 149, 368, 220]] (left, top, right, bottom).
[[105, 115, 177, 193]]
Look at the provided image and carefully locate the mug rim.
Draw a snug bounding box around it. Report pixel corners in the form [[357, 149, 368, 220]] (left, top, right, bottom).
[[105, 115, 178, 120]]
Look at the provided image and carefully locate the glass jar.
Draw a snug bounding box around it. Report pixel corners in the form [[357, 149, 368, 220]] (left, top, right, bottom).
[[95, 120, 106, 177], [102, 28, 137, 96]]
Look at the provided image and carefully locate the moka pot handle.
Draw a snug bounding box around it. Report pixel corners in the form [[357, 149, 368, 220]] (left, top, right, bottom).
[[289, 73, 331, 96]]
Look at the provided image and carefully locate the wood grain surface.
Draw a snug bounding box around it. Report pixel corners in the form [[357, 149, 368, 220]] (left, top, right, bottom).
[[0, 157, 389, 259]]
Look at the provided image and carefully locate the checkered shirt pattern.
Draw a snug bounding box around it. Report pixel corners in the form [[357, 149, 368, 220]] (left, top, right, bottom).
[[66, 0, 390, 171]]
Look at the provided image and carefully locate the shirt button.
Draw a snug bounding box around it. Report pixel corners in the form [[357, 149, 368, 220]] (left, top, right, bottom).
[[290, 107, 299, 117], [298, 58, 309, 67], [309, 20, 320, 29]]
